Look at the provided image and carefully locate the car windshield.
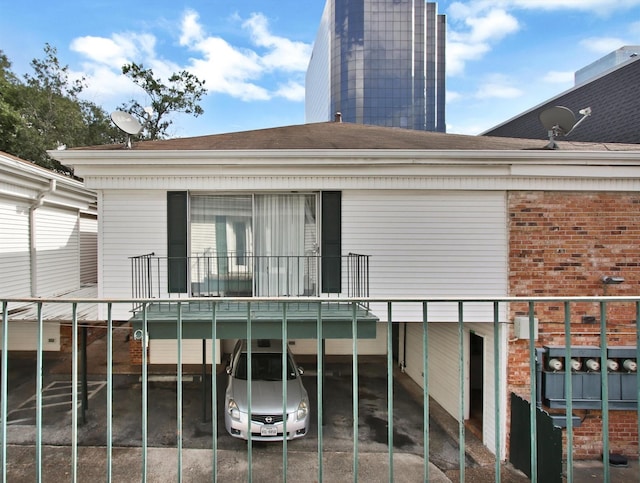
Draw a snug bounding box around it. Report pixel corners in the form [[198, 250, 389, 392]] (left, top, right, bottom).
[[234, 353, 297, 381]]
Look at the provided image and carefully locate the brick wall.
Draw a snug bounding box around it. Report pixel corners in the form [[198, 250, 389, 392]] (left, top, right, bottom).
[[129, 330, 148, 364], [508, 191, 640, 459], [60, 324, 106, 353]]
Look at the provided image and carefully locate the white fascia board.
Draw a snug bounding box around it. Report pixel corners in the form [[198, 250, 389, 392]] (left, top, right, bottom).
[[0, 152, 97, 210], [49, 148, 640, 181], [49, 148, 640, 166], [49, 149, 640, 177]]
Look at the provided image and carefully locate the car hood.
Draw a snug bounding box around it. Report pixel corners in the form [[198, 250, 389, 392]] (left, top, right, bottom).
[[227, 379, 308, 413]]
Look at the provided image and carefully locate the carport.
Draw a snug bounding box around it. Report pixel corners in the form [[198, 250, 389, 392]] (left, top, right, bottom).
[[129, 299, 380, 420]]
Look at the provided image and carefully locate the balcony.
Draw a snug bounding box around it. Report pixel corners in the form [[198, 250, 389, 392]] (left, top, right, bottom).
[[129, 253, 378, 340], [130, 253, 370, 299]]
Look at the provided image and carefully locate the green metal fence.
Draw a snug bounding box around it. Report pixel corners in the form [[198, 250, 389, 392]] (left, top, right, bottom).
[[1, 296, 639, 482]]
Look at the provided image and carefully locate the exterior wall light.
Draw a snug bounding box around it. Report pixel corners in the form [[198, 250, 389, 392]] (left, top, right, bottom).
[[602, 276, 625, 285]]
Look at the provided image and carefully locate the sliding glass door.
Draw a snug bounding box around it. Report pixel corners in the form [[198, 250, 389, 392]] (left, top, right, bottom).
[[190, 193, 317, 296]]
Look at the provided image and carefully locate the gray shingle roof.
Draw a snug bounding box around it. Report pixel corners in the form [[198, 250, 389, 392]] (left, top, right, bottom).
[[75, 121, 640, 152], [483, 57, 640, 144]]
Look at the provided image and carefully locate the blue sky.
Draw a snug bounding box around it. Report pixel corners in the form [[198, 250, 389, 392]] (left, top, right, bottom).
[[2, 0, 640, 139]]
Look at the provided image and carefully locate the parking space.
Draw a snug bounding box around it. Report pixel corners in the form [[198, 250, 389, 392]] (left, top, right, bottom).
[[1, 343, 538, 481], [2, 352, 462, 465], [7, 380, 105, 425]]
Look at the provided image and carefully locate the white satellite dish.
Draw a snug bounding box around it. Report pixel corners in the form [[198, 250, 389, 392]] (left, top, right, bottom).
[[110, 111, 142, 148], [539, 105, 592, 149]]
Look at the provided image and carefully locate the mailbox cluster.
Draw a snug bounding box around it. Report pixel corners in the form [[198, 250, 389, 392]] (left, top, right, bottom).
[[538, 346, 638, 410]]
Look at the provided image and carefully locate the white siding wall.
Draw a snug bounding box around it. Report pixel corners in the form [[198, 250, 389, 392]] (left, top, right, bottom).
[[0, 321, 61, 351], [0, 197, 31, 297], [101, 190, 167, 320], [35, 206, 79, 297], [150, 339, 221, 365], [343, 190, 508, 455], [287, 322, 388, 355], [342, 190, 507, 322], [80, 215, 98, 285], [401, 322, 507, 455]]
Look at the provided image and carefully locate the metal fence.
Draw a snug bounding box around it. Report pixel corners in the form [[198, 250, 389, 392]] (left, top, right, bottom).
[[130, 253, 370, 300], [1, 296, 639, 482]]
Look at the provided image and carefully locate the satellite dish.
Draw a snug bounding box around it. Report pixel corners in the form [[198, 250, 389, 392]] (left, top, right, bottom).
[[539, 106, 575, 134], [539, 105, 592, 149], [110, 111, 142, 149]]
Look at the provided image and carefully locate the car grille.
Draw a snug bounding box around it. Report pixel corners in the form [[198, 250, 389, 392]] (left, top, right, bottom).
[[252, 414, 284, 424]]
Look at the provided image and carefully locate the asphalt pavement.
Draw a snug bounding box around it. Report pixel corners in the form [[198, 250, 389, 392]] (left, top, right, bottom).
[[2, 335, 637, 481]]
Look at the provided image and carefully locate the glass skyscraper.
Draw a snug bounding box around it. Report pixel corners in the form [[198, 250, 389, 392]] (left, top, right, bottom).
[[306, 0, 446, 132]]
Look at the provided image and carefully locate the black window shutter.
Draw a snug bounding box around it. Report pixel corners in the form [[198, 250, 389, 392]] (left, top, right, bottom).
[[321, 191, 341, 293], [167, 191, 188, 293]]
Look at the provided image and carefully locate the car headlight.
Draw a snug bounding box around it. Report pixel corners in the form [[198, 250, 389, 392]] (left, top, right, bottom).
[[228, 399, 241, 421], [296, 399, 308, 421]]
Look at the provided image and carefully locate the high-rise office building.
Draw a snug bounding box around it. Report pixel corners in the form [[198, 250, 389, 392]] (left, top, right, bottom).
[[306, 0, 446, 132]]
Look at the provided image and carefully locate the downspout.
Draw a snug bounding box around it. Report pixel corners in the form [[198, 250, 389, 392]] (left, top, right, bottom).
[[29, 179, 57, 296]]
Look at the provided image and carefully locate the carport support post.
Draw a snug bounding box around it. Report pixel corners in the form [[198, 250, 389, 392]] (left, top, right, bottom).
[[81, 323, 88, 424], [202, 339, 207, 422], [322, 339, 326, 425]]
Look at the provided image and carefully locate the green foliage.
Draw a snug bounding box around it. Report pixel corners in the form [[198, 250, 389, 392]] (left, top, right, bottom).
[[0, 44, 121, 174], [0, 45, 207, 173], [120, 62, 206, 140]]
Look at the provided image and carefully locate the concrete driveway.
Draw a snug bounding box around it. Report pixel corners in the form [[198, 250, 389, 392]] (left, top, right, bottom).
[[0, 338, 555, 481]]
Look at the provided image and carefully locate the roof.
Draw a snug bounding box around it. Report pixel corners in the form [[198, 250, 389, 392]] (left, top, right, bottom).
[[482, 56, 640, 144], [70, 122, 640, 152], [0, 150, 97, 213]]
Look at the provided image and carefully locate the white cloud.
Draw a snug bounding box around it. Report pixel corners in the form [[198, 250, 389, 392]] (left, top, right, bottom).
[[474, 75, 523, 99], [446, 7, 519, 75], [68, 8, 313, 106], [451, 0, 640, 14], [446, 41, 491, 76], [179, 9, 205, 46], [178, 10, 312, 101], [542, 70, 574, 83], [242, 13, 312, 72], [580, 37, 631, 54], [509, 0, 640, 12], [273, 80, 306, 101], [447, 90, 463, 103], [446, 0, 640, 76], [465, 9, 520, 44], [70, 33, 157, 66]]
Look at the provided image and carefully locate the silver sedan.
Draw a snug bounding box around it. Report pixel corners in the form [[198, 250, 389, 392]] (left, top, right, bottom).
[[224, 339, 310, 441]]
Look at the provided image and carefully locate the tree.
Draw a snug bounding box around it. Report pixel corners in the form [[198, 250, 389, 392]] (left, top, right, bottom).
[[0, 45, 120, 173], [0, 52, 24, 157], [120, 62, 206, 140]]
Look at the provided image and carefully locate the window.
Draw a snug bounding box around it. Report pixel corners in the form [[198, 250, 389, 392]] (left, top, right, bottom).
[[190, 193, 318, 296], [167, 191, 341, 296]]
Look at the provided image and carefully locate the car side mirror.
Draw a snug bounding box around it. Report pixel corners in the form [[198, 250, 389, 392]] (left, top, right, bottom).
[[297, 367, 304, 376], [226, 366, 232, 375]]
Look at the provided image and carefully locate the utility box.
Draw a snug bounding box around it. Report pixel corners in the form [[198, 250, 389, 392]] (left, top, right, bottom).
[[514, 316, 538, 340], [539, 346, 638, 410]]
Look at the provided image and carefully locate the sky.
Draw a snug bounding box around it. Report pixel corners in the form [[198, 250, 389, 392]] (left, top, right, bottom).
[[2, 0, 640, 139]]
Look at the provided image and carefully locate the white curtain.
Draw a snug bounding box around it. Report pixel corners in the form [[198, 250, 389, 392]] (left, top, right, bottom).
[[255, 195, 307, 296]]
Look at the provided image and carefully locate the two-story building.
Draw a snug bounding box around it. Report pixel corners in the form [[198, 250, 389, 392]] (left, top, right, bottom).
[[50, 121, 640, 459]]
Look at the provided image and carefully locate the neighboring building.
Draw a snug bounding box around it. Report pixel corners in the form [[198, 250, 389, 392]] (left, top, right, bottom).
[[575, 45, 640, 85], [51, 122, 640, 458], [0, 151, 98, 351], [483, 49, 640, 144], [306, 0, 446, 132]]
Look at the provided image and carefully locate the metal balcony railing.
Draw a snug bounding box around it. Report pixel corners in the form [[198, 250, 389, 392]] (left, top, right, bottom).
[[0, 296, 638, 482], [130, 253, 370, 300]]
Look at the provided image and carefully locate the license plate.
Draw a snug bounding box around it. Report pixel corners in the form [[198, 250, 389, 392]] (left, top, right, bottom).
[[260, 425, 278, 436]]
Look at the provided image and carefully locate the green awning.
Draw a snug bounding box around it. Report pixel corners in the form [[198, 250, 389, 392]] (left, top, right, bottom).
[[130, 301, 379, 339]]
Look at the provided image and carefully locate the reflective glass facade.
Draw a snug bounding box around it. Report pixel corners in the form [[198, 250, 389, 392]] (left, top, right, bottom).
[[306, 0, 445, 132]]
